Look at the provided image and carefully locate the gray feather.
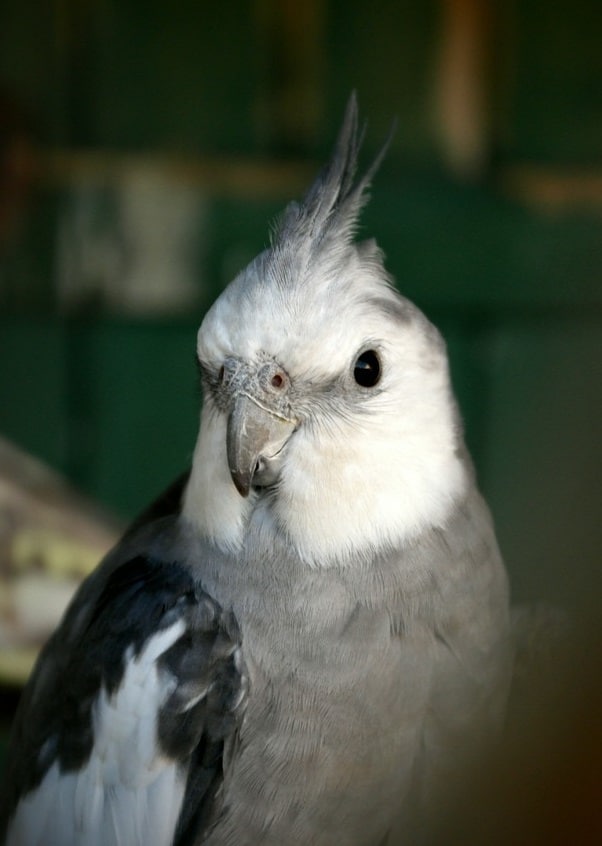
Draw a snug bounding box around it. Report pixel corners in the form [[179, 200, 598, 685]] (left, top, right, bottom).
[[274, 91, 394, 270]]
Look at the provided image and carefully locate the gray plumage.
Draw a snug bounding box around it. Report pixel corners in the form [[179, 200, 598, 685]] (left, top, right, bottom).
[[1, 94, 512, 846]]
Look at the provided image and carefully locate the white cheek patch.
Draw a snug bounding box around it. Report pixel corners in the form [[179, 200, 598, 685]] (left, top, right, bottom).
[[183, 403, 253, 551], [274, 366, 467, 566], [185, 366, 467, 567], [6, 623, 187, 846]]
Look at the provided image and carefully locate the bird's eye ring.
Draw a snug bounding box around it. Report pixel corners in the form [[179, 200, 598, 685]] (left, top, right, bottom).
[[353, 350, 381, 388]]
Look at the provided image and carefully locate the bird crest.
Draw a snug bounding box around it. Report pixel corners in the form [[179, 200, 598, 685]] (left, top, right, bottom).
[[271, 92, 394, 274]]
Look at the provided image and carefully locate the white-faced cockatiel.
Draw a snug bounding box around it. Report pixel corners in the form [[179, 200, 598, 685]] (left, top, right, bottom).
[[1, 95, 512, 846]]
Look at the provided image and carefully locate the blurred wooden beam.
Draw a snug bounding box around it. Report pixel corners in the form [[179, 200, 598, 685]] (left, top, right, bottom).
[[500, 165, 602, 213], [433, 0, 495, 179], [33, 148, 317, 200]]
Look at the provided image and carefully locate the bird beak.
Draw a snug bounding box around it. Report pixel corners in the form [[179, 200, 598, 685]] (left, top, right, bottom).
[[227, 394, 297, 497]]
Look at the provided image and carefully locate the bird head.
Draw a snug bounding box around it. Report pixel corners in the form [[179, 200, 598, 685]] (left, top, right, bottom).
[[184, 94, 468, 566]]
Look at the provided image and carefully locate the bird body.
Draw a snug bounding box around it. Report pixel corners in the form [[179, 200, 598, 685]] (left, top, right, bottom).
[[196, 486, 509, 845], [1, 96, 511, 845]]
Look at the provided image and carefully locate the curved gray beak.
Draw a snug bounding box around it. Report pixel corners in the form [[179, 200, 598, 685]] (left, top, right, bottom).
[[227, 394, 297, 497]]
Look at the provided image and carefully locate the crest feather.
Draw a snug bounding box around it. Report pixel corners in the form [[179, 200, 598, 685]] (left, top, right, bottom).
[[274, 92, 394, 255]]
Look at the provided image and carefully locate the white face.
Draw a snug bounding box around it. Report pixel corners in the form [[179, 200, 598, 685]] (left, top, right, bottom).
[[183, 244, 468, 567]]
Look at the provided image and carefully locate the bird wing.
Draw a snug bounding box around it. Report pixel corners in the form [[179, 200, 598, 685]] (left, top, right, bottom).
[[1, 519, 248, 846]]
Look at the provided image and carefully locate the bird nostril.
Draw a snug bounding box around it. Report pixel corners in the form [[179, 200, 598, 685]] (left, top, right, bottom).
[[271, 373, 284, 389]]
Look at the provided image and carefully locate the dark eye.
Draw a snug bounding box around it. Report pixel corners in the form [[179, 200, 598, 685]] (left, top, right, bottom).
[[353, 350, 381, 387]]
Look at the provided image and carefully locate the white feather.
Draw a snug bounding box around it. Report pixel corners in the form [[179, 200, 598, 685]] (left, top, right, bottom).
[[183, 401, 254, 552], [7, 622, 187, 846], [275, 321, 467, 565]]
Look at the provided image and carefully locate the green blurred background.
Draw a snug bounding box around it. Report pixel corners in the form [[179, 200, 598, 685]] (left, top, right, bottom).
[[0, 0, 600, 748]]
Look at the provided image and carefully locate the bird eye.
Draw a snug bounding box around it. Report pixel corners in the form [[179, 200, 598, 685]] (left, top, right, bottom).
[[353, 350, 381, 387]]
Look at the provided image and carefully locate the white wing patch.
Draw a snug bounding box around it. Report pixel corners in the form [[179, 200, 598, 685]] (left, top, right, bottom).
[[7, 621, 187, 846]]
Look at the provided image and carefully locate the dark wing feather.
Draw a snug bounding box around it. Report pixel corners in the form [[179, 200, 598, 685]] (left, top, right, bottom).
[[0, 529, 247, 846]]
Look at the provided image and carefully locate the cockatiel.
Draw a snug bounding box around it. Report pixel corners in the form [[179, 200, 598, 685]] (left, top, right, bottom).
[[1, 95, 512, 846]]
